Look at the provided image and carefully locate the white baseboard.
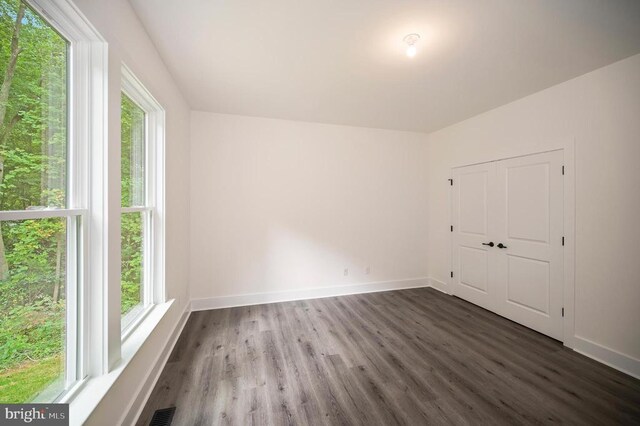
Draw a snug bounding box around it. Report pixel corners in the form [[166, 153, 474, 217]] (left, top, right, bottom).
[[190, 277, 430, 311], [122, 302, 191, 426], [572, 335, 640, 380], [428, 277, 450, 294]]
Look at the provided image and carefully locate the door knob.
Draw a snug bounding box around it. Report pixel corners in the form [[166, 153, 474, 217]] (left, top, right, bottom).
[[482, 242, 494, 247], [497, 243, 507, 249]]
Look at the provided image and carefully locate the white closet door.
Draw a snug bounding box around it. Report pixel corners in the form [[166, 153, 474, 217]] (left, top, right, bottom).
[[452, 162, 499, 312], [494, 150, 564, 340], [451, 150, 564, 341]]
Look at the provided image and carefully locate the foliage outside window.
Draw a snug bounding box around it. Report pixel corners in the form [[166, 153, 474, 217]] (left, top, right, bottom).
[[0, 0, 72, 403], [121, 93, 147, 325]]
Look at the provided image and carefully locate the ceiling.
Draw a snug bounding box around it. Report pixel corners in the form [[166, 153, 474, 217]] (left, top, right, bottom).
[[129, 0, 640, 133]]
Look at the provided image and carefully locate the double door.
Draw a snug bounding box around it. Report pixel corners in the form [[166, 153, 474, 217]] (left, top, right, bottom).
[[452, 150, 564, 340]]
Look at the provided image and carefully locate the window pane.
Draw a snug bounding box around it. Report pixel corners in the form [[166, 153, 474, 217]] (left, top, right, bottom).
[[0, 1, 68, 211], [0, 217, 67, 403], [121, 94, 145, 208], [121, 211, 144, 319]]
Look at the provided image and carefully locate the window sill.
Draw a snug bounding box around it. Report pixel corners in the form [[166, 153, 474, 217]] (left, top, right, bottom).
[[122, 303, 154, 340], [65, 299, 175, 425]]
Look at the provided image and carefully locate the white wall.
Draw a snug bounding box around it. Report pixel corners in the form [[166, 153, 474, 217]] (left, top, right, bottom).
[[68, 0, 191, 424], [190, 113, 429, 302], [426, 54, 640, 370]]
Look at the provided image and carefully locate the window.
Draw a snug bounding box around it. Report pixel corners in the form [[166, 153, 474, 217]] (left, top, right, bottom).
[[120, 67, 164, 333], [1, 0, 167, 411], [0, 0, 77, 402], [0, 0, 108, 405]]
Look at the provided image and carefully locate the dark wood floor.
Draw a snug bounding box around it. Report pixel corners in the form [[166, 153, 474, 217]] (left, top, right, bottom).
[[137, 288, 640, 425]]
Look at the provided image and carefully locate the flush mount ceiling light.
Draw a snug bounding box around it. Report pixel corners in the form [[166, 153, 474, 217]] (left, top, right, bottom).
[[403, 33, 420, 58]]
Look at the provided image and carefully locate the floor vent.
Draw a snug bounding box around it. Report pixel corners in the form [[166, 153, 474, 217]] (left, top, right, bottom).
[[149, 407, 176, 426]]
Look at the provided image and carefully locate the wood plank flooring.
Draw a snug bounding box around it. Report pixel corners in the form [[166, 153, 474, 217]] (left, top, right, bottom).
[[137, 288, 640, 425]]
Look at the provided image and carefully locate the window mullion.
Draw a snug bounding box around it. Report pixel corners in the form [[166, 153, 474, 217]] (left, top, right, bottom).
[[0, 208, 87, 221], [120, 206, 148, 214], [64, 214, 80, 390], [144, 209, 153, 306]]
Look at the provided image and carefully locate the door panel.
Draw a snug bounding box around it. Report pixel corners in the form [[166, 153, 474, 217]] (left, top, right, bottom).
[[452, 162, 497, 311], [506, 255, 550, 315], [495, 150, 564, 340], [452, 150, 564, 341], [459, 172, 488, 235], [459, 246, 489, 293], [506, 162, 550, 243]]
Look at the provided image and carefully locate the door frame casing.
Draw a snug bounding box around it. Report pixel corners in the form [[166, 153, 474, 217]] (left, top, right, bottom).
[[449, 139, 576, 349]]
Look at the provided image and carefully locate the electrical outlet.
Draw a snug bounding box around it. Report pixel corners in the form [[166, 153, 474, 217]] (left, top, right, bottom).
[[344, 268, 348, 276]]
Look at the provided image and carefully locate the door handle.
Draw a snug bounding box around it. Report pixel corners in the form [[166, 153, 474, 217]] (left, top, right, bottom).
[[497, 243, 508, 249], [482, 242, 494, 247]]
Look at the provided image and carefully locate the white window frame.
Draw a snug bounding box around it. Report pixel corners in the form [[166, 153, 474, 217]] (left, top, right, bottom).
[[120, 65, 166, 337], [5, 0, 168, 416], [6, 0, 109, 402]]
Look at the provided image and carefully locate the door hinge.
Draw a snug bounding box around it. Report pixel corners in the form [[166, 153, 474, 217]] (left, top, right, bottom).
[[448, 178, 453, 186], [562, 236, 565, 246], [450, 271, 454, 278], [451, 225, 453, 232], [562, 165, 565, 175], [562, 307, 565, 317]]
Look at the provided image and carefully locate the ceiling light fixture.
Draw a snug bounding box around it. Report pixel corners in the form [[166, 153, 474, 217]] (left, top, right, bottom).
[[403, 33, 420, 58]]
